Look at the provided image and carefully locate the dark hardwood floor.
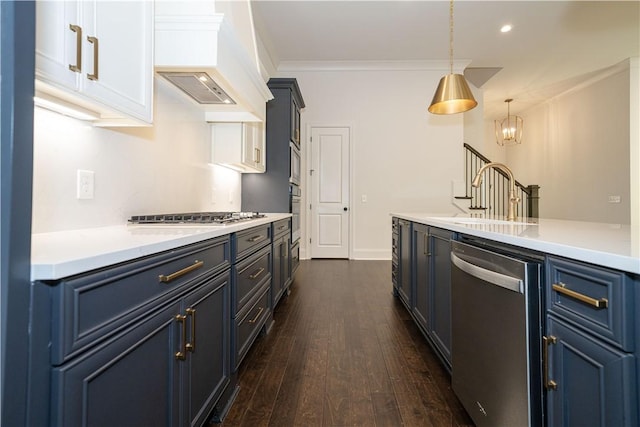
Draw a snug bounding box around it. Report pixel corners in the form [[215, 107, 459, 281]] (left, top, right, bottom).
[[217, 260, 474, 427]]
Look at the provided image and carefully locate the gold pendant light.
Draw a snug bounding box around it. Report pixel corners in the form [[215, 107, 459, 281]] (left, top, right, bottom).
[[495, 99, 523, 146], [428, 0, 477, 115]]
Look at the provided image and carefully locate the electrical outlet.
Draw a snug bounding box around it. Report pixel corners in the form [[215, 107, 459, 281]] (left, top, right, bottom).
[[77, 170, 94, 199], [608, 195, 621, 204]]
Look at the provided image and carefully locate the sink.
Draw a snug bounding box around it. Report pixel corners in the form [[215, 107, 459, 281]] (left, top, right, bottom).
[[429, 217, 538, 226]]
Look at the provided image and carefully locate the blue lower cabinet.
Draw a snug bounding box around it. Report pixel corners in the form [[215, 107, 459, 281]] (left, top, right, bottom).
[[411, 223, 452, 368], [51, 300, 183, 427], [397, 219, 412, 310], [546, 316, 637, 427], [272, 229, 291, 308], [184, 273, 231, 427], [428, 228, 452, 366], [50, 272, 231, 427], [412, 223, 429, 330], [231, 225, 273, 372]]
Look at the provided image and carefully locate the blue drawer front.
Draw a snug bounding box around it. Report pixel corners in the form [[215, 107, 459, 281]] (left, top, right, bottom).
[[547, 256, 634, 351]]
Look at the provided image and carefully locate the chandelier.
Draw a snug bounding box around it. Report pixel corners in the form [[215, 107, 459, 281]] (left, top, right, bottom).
[[495, 99, 523, 146]]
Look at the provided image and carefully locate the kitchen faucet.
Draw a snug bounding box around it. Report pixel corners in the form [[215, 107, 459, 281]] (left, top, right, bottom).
[[471, 162, 520, 221]]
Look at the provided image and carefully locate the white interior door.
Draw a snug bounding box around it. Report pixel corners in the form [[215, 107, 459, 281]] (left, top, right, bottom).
[[310, 127, 350, 258]]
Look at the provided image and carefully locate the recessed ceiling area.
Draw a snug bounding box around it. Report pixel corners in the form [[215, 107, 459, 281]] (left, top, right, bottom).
[[251, 1, 640, 118]]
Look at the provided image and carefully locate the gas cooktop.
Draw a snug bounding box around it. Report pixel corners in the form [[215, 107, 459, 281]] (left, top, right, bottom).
[[128, 212, 265, 225]]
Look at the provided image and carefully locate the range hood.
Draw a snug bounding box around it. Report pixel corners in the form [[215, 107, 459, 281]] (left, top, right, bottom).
[[155, 12, 273, 122]]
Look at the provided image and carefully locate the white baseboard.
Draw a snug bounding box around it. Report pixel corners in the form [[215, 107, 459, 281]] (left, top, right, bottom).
[[299, 248, 391, 260]]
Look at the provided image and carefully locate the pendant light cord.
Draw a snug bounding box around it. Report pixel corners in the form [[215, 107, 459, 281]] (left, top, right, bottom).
[[449, 0, 454, 75]]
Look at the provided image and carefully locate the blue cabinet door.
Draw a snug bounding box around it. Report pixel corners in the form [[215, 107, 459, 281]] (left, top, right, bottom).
[[51, 301, 182, 427], [398, 219, 412, 310], [429, 231, 452, 365], [272, 235, 283, 307], [412, 223, 429, 329], [547, 316, 637, 427], [184, 272, 231, 427]]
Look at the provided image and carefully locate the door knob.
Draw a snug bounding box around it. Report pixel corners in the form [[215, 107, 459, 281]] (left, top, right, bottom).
[[343, 207, 348, 211]]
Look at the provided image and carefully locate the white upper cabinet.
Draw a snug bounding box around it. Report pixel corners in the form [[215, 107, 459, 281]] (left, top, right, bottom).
[[212, 122, 265, 173], [35, 1, 153, 126]]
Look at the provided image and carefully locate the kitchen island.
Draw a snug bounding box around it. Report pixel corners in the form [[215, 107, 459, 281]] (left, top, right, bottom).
[[392, 213, 639, 274], [392, 213, 639, 427]]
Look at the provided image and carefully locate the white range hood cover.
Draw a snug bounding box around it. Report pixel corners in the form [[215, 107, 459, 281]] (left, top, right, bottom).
[[155, 13, 273, 122]]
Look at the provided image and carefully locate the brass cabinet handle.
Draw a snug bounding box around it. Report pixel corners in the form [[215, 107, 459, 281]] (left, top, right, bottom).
[[159, 260, 204, 283], [186, 308, 196, 353], [86, 36, 99, 80], [552, 283, 608, 309], [295, 128, 300, 143], [249, 267, 265, 280], [543, 335, 557, 390], [424, 233, 431, 256], [175, 314, 187, 360], [68, 24, 82, 72], [248, 307, 264, 324], [254, 147, 261, 164], [277, 225, 286, 231], [248, 235, 266, 243]]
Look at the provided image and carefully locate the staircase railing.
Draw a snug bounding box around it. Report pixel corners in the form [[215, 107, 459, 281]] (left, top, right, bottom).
[[461, 143, 540, 218]]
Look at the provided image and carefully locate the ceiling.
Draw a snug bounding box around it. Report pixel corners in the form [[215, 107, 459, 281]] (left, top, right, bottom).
[[251, 0, 640, 118]]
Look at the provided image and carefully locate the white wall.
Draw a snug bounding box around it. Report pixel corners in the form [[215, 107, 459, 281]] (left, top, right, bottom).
[[502, 66, 631, 224], [280, 65, 466, 259], [32, 80, 242, 233]]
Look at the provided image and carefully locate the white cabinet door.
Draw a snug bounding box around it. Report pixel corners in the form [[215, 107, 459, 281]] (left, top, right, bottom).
[[81, 1, 153, 123], [242, 122, 265, 172], [212, 123, 265, 173], [35, 1, 80, 91], [34, 0, 153, 125]]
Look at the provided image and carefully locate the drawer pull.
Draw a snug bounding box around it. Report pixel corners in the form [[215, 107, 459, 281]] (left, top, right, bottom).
[[186, 308, 196, 353], [248, 307, 264, 324], [277, 225, 286, 231], [159, 260, 204, 283], [248, 235, 266, 243], [175, 314, 187, 360], [552, 283, 608, 309], [68, 24, 82, 72], [543, 335, 557, 390], [249, 267, 265, 280]]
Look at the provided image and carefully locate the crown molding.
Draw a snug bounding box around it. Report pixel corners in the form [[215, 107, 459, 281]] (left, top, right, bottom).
[[277, 59, 472, 72]]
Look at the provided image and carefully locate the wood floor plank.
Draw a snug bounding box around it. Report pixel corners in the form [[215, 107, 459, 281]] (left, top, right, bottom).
[[293, 335, 328, 426], [217, 260, 473, 427], [238, 335, 296, 427], [370, 391, 403, 427]]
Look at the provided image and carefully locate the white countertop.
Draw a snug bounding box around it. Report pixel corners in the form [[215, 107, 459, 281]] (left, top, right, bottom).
[[392, 213, 640, 275], [31, 213, 291, 281]]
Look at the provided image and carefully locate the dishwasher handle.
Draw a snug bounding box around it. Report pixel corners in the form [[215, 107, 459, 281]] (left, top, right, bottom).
[[451, 252, 523, 293]]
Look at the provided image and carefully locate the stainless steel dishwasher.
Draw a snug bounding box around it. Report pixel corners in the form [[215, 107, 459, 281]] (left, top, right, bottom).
[[451, 239, 543, 427]]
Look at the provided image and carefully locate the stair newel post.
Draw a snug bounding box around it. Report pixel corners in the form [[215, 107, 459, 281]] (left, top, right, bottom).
[[526, 185, 540, 218]]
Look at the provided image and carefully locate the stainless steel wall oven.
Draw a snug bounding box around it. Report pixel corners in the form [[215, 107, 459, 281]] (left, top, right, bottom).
[[290, 184, 301, 243], [289, 142, 301, 186]]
